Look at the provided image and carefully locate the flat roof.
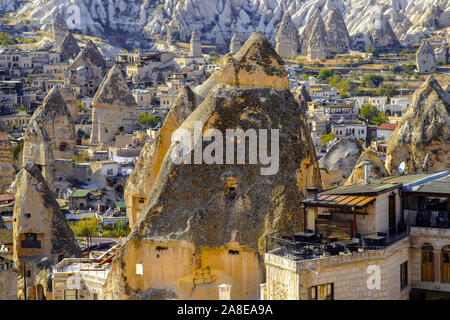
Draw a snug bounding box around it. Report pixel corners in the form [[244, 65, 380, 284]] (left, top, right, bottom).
[[406, 175, 450, 195], [321, 183, 401, 196]]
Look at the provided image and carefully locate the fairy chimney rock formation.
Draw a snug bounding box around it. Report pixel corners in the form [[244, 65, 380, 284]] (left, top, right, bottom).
[[230, 33, 241, 54], [319, 136, 363, 190], [293, 84, 311, 115], [368, 13, 400, 49], [307, 14, 329, 61], [102, 31, 321, 300], [190, 30, 202, 57], [52, 12, 68, 49], [90, 64, 138, 148], [125, 86, 197, 227], [67, 40, 107, 97], [416, 40, 437, 73], [344, 150, 389, 186], [326, 8, 351, 54], [58, 33, 80, 62], [12, 162, 81, 299], [301, 10, 322, 55], [385, 76, 450, 174], [218, 32, 289, 89], [23, 87, 76, 188], [275, 12, 300, 59]]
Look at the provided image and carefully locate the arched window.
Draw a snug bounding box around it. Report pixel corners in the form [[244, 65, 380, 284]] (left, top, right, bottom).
[[441, 245, 450, 283], [421, 243, 434, 282]]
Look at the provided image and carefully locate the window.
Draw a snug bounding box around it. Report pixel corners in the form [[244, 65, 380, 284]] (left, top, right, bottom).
[[64, 289, 77, 300], [310, 283, 333, 300], [400, 261, 408, 289], [106, 169, 113, 176], [21, 233, 41, 249], [139, 198, 145, 204]]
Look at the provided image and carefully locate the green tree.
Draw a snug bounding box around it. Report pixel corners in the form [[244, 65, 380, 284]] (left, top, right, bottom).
[[139, 113, 161, 127], [339, 91, 350, 99], [101, 220, 130, 237], [328, 72, 342, 87], [71, 217, 99, 236], [13, 140, 23, 161], [359, 104, 388, 125], [318, 68, 333, 80], [320, 132, 335, 147], [73, 151, 91, 162], [362, 73, 384, 88], [365, 46, 379, 57]]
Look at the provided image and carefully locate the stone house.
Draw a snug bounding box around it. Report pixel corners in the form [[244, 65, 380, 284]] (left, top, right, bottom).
[[264, 171, 450, 300], [416, 40, 437, 73]]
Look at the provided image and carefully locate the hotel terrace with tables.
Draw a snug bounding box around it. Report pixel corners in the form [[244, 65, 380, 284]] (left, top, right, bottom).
[[264, 171, 450, 300]]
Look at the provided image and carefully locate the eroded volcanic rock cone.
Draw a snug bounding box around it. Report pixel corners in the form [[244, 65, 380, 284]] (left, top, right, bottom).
[[319, 136, 363, 190], [103, 32, 321, 300], [385, 76, 450, 174]]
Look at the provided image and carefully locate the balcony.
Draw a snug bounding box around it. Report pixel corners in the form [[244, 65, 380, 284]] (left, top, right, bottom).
[[409, 210, 449, 228], [266, 227, 408, 262]]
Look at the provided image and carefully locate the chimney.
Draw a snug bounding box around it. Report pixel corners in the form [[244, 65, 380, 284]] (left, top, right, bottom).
[[364, 164, 371, 183], [218, 284, 232, 300]]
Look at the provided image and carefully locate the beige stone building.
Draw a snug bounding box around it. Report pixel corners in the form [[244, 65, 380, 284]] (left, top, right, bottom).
[[89, 65, 138, 149], [264, 171, 450, 300]]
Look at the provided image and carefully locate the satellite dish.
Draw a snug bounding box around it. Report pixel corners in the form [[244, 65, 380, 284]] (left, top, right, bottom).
[[399, 162, 406, 175], [422, 153, 429, 171]]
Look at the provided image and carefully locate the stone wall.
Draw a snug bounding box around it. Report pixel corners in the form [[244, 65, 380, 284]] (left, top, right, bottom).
[[265, 236, 410, 300], [409, 227, 450, 292]]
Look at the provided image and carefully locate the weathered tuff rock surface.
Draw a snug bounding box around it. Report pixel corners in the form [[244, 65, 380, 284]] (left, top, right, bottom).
[[344, 150, 389, 186], [326, 8, 351, 54], [229, 33, 241, 55], [11, 162, 81, 299], [103, 32, 320, 300], [0, 129, 16, 190], [57, 33, 81, 62], [292, 84, 311, 115], [23, 87, 76, 188], [52, 12, 68, 49], [67, 40, 107, 97], [125, 86, 197, 228], [300, 9, 322, 55], [189, 30, 202, 57], [90, 64, 138, 148], [416, 40, 437, 74], [319, 136, 363, 190], [385, 76, 450, 175], [15, 0, 450, 47], [275, 12, 300, 59], [367, 12, 400, 49], [307, 13, 329, 61]]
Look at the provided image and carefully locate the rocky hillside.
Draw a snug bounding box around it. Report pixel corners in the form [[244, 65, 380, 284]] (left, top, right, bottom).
[[8, 0, 450, 46], [385, 76, 450, 175]]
